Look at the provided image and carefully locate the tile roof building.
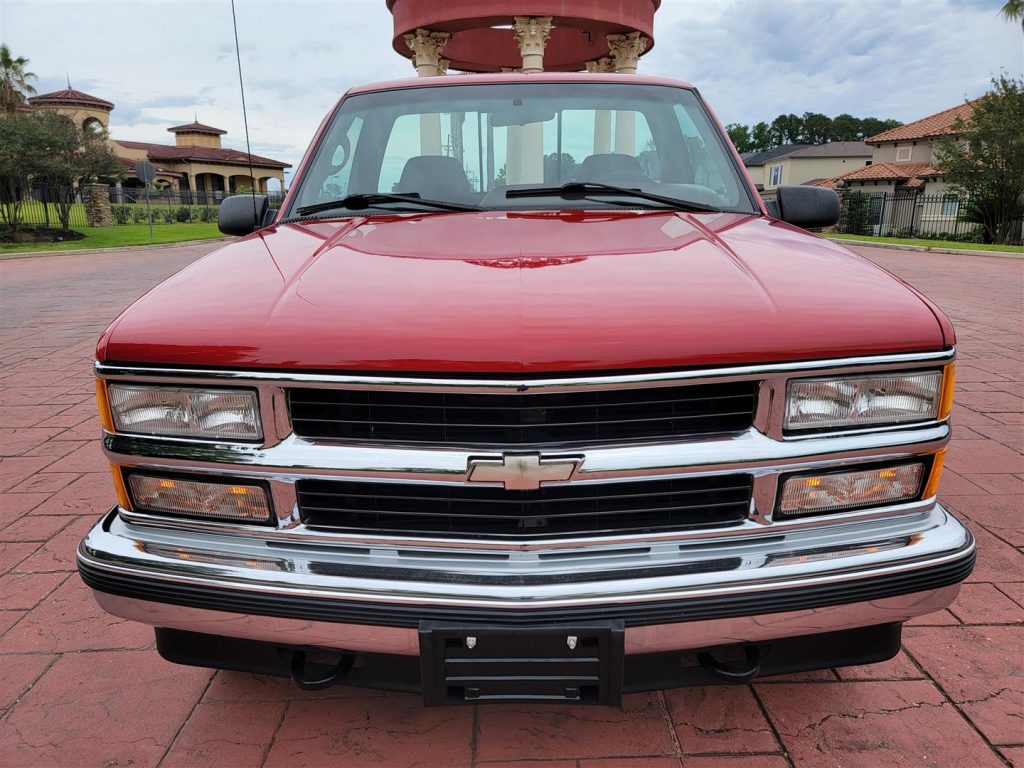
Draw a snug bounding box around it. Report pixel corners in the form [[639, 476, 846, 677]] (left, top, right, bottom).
[[817, 98, 983, 195], [26, 88, 290, 200]]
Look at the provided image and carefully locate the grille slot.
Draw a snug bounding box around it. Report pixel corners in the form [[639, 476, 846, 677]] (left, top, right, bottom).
[[296, 475, 753, 539], [288, 381, 757, 446]]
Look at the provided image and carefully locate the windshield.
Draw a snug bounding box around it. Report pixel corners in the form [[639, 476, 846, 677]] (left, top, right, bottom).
[[285, 82, 759, 217]]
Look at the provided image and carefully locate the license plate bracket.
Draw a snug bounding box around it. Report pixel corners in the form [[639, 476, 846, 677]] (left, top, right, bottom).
[[419, 620, 624, 706]]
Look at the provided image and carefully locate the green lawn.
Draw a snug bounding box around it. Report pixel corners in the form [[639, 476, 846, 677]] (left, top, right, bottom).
[[827, 233, 1024, 253], [0, 223, 226, 254]]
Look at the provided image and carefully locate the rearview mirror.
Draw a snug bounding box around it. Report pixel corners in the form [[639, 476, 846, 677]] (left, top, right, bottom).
[[772, 186, 840, 229], [489, 103, 557, 127], [219, 194, 272, 236]]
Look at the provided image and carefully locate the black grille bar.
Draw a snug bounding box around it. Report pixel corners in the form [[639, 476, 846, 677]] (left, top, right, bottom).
[[288, 381, 758, 446], [296, 475, 753, 539]]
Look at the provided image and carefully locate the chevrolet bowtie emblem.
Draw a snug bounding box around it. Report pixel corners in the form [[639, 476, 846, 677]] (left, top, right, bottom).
[[467, 453, 583, 491]]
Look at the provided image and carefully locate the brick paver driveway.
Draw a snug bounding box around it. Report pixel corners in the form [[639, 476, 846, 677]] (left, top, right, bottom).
[[0, 243, 1021, 768]]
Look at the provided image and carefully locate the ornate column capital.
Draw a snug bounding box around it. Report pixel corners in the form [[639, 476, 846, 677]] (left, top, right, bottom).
[[585, 57, 614, 73], [606, 31, 650, 74], [404, 28, 451, 76], [513, 16, 553, 73]]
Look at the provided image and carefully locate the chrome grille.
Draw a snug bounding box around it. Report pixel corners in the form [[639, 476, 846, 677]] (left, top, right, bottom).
[[288, 381, 757, 446], [296, 474, 753, 540]]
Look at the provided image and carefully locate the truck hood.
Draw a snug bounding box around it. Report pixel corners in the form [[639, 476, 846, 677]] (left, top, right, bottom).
[[98, 210, 949, 372]]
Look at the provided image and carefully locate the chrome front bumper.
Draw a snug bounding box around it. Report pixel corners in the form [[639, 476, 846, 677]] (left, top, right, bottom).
[[79, 503, 974, 656]]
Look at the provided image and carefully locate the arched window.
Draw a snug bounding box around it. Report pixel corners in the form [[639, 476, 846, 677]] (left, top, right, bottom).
[[83, 117, 105, 135]]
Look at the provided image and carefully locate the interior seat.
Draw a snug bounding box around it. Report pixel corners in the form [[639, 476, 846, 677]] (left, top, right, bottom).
[[576, 153, 647, 183], [397, 156, 471, 200]]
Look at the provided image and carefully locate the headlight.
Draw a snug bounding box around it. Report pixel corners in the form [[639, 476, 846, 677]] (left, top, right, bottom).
[[785, 371, 943, 432], [777, 462, 925, 518], [127, 473, 272, 523], [106, 384, 262, 441]]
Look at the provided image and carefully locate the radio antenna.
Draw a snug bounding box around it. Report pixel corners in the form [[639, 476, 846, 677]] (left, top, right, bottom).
[[230, 0, 259, 227]]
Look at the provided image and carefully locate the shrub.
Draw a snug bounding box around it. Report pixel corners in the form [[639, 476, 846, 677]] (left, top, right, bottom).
[[174, 206, 191, 223], [199, 206, 216, 222], [111, 205, 131, 225]]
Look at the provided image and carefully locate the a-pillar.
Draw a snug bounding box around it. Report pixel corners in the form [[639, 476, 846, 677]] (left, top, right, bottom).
[[607, 33, 650, 156], [513, 17, 552, 183], [586, 57, 615, 155], [404, 28, 450, 156]]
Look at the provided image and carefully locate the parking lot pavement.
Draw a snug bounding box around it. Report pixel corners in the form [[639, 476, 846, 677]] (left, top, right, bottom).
[[0, 242, 1021, 768]]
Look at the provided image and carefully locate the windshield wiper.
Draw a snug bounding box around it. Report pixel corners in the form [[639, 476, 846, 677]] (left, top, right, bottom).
[[506, 182, 723, 213], [296, 192, 481, 217]]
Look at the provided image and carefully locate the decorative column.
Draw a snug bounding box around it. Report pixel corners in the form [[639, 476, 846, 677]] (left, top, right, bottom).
[[513, 16, 552, 74], [607, 32, 650, 156], [404, 28, 450, 76], [405, 28, 450, 155], [513, 17, 552, 184], [586, 57, 615, 155]]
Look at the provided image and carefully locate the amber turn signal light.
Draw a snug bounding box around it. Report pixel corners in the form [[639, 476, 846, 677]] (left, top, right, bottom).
[[95, 379, 114, 432], [938, 364, 956, 420]]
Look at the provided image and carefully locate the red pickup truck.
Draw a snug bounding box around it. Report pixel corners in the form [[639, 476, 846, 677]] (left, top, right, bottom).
[[80, 73, 973, 706]]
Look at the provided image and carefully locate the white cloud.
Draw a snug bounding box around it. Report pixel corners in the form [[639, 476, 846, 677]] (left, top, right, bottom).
[[2, 0, 1021, 180]]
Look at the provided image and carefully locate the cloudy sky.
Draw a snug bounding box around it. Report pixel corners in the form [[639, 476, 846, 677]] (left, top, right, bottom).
[[2, 0, 1021, 182]]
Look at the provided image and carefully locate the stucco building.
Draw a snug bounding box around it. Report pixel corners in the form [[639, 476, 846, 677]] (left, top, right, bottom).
[[741, 142, 872, 191], [26, 88, 289, 201]]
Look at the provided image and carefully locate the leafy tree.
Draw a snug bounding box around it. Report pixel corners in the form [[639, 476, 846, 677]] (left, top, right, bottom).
[[543, 152, 578, 183], [727, 113, 903, 151], [0, 44, 36, 113], [770, 113, 802, 145], [0, 110, 122, 231], [859, 117, 902, 139], [935, 75, 1024, 245], [1001, 0, 1023, 30], [725, 123, 753, 153], [799, 112, 834, 144], [0, 113, 45, 228], [830, 114, 863, 141], [750, 122, 773, 153]]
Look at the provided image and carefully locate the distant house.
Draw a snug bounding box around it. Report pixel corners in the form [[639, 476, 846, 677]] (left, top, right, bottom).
[[822, 100, 982, 237], [741, 142, 872, 191], [26, 88, 290, 202], [828, 100, 980, 197]]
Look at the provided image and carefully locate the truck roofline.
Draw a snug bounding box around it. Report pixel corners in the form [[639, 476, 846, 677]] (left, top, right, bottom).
[[345, 71, 696, 97]]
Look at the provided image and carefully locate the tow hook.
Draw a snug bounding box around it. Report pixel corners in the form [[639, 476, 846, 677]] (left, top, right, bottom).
[[696, 645, 762, 683], [289, 649, 355, 690]]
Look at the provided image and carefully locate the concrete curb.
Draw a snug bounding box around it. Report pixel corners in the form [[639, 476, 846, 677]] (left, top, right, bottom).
[[827, 237, 1024, 259], [0, 237, 233, 261]]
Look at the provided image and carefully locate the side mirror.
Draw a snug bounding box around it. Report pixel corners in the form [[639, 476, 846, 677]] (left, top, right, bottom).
[[773, 186, 840, 229], [218, 194, 272, 236]]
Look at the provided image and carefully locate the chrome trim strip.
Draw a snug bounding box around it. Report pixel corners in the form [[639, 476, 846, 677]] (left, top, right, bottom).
[[104, 424, 949, 484], [95, 348, 954, 394], [116, 498, 939, 551], [79, 504, 973, 610], [93, 585, 961, 656]]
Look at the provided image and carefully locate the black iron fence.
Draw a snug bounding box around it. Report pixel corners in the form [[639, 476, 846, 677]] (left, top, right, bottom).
[[761, 189, 1023, 245], [5, 184, 286, 231]]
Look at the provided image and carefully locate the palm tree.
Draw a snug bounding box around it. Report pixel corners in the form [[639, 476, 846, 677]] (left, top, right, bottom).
[[1001, 0, 1024, 30], [0, 44, 37, 113]]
